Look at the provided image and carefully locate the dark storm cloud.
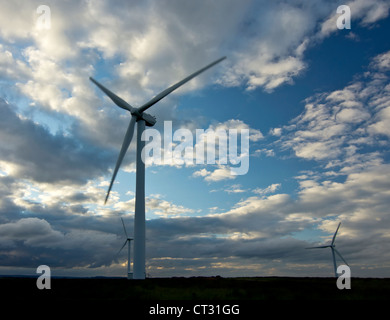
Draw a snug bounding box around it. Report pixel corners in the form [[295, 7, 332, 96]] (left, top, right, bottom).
[[0, 98, 125, 269], [0, 216, 122, 269], [0, 98, 111, 184]]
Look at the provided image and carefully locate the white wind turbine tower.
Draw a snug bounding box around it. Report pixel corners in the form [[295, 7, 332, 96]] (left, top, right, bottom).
[[90, 57, 226, 279], [118, 218, 133, 279], [306, 222, 349, 277]]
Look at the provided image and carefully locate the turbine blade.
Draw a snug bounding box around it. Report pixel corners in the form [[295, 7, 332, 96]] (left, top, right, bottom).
[[117, 240, 128, 255], [105, 116, 137, 204], [137, 56, 226, 113], [121, 217, 128, 238], [306, 245, 330, 249], [90, 77, 135, 113], [331, 222, 341, 245], [334, 248, 348, 266]]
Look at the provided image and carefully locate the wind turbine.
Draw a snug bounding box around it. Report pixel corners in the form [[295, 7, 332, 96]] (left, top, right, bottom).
[[90, 57, 226, 279], [306, 222, 349, 277], [118, 218, 133, 279]]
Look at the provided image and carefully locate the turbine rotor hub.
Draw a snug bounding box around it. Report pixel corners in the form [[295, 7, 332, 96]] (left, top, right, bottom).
[[131, 109, 142, 118], [139, 112, 157, 127]]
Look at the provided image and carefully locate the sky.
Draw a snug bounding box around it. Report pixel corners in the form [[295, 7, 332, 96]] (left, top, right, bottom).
[[0, 0, 390, 278]]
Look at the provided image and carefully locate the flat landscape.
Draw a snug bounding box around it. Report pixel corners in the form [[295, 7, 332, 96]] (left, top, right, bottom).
[[1, 276, 389, 301]]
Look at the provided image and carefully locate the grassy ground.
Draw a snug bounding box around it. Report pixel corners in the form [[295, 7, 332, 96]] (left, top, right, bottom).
[[1, 276, 389, 301]]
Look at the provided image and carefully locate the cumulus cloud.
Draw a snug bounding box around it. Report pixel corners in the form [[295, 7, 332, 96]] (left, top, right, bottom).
[[193, 166, 236, 182], [224, 184, 247, 194], [253, 183, 281, 196], [113, 194, 195, 218], [147, 197, 196, 217], [1, 0, 388, 122], [0, 44, 30, 81], [319, 0, 390, 38], [279, 49, 390, 171], [0, 0, 387, 153]]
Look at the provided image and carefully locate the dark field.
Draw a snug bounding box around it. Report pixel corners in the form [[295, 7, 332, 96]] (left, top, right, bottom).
[[1, 276, 389, 300], [2, 276, 388, 318]]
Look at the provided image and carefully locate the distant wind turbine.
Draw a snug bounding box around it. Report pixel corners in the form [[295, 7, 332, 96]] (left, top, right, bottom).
[[118, 218, 133, 279], [306, 222, 349, 277], [90, 57, 226, 279]]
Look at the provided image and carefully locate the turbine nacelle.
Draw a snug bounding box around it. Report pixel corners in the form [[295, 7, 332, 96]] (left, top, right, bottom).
[[140, 112, 157, 127]]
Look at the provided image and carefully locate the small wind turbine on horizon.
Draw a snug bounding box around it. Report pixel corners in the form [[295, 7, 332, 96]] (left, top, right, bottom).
[[90, 57, 226, 279], [306, 222, 349, 277], [118, 218, 133, 279]]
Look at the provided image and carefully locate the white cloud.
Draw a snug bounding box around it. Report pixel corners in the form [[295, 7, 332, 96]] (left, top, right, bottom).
[[1, 0, 388, 125], [280, 49, 390, 168], [336, 107, 370, 123], [269, 128, 282, 136], [0, 1, 36, 40], [254, 148, 275, 157], [206, 119, 263, 141], [368, 106, 390, 136], [319, 0, 390, 38], [371, 51, 390, 71], [0, 44, 30, 81], [193, 166, 236, 182], [224, 184, 247, 194], [147, 197, 195, 217], [1, 0, 388, 154], [113, 194, 196, 218], [253, 183, 281, 196]]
